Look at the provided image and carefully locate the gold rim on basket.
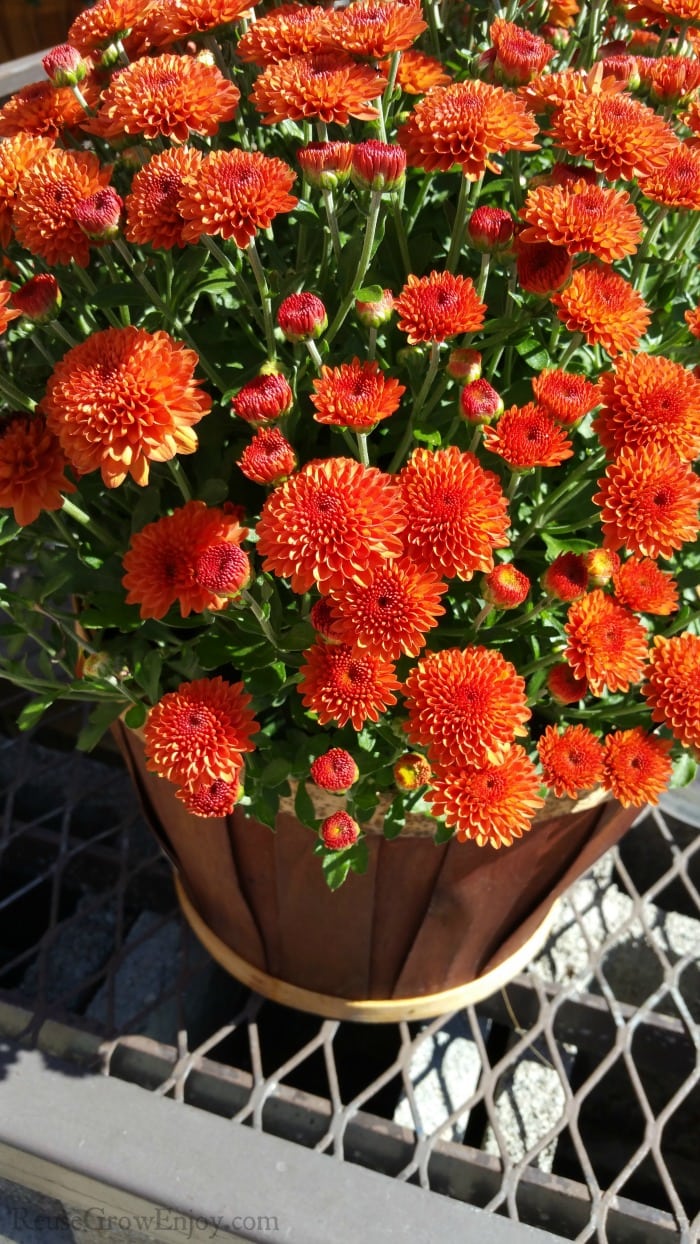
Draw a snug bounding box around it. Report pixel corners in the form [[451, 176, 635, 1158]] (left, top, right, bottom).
[[175, 874, 561, 1023]]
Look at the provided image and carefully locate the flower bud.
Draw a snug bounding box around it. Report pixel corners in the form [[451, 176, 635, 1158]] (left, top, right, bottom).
[[320, 810, 361, 850], [177, 776, 243, 817], [540, 24, 570, 50], [482, 563, 530, 610], [542, 552, 588, 602], [74, 187, 123, 241], [467, 206, 514, 253], [311, 748, 359, 793], [237, 427, 297, 485], [12, 274, 61, 324], [231, 371, 293, 425], [298, 141, 353, 189], [447, 347, 482, 382], [459, 377, 503, 424], [585, 548, 620, 587], [547, 664, 588, 705], [393, 752, 431, 791], [82, 651, 114, 679], [309, 598, 340, 640], [42, 44, 87, 87], [277, 292, 327, 342], [194, 543, 252, 597], [355, 288, 394, 328], [351, 140, 406, 193]]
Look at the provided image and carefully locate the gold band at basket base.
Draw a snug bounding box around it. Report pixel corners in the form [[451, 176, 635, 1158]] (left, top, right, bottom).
[[175, 875, 561, 1023]]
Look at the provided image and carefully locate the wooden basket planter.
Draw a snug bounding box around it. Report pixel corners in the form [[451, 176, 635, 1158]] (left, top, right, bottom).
[[115, 722, 638, 1022], [0, 0, 85, 64]]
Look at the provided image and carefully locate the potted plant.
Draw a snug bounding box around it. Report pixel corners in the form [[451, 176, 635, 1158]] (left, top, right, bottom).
[[0, 0, 698, 1019]]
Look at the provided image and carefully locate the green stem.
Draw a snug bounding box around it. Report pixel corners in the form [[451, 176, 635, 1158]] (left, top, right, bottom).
[[512, 448, 606, 554], [446, 174, 480, 274], [320, 187, 342, 265], [472, 603, 493, 633], [520, 650, 562, 678], [200, 235, 260, 322], [388, 340, 440, 472], [247, 239, 277, 361], [71, 83, 94, 114], [326, 190, 384, 346], [0, 370, 36, 411], [305, 339, 324, 370], [476, 253, 491, 301], [557, 332, 584, 370], [632, 204, 667, 288], [61, 496, 119, 550], [166, 458, 192, 502], [391, 195, 411, 278], [71, 264, 122, 330], [241, 590, 278, 648], [407, 174, 432, 234], [506, 473, 520, 500], [356, 433, 370, 466], [48, 319, 78, 349]]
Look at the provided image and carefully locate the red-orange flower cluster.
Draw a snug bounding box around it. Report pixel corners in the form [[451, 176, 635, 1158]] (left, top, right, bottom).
[[427, 747, 544, 848], [537, 723, 604, 798], [564, 589, 648, 695], [594, 353, 700, 462], [398, 78, 539, 177], [179, 149, 297, 248], [394, 271, 486, 343], [594, 445, 700, 560], [328, 557, 446, 660], [644, 633, 700, 752], [298, 640, 400, 730], [144, 676, 259, 791], [0, 414, 75, 526], [311, 359, 405, 431]]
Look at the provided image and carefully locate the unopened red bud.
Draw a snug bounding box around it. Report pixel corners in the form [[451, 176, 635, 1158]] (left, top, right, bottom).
[[542, 552, 588, 602], [547, 664, 588, 705], [309, 598, 340, 640], [320, 810, 361, 850], [177, 776, 243, 817], [237, 427, 297, 485], [482, 563, 530, 610], [194, 543, 251, 596], [355, 288, 394, 328], [459, 378, 503, 424], [467, 206, 514, 253], [42, 44, 87, 87], [277, 292, 327, 342], [298, 141, 353, 189], [393, 752, 431, 791], [12, 274, 61, 323], [231, 371, 293, 425], [447, 348, 482, 382], [74, 187, 123, 241], [540, 24, 570, 49], [351, 140, 406, 192], [585, 548, 620, 587], [311, 748, 359, 793]]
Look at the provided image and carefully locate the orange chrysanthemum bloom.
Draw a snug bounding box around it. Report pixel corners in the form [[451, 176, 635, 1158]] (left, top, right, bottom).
[[594, 445, 700, 560], [0, 134, 54, 247], [398, 446, 510, 581], [88, 54, 240, 144], [178, 148, 297, 248], [625, 0, 700, 25], [612, 557, 678, 616], [383, 50, 451, 95], [641, 55, 700, 102], [552, 262, 651, 357], [637, 144, 700, 211], [122, 500, 249, 620], [644, 633, 700, 751], [256, 457, 405, 594], [323, 0, 426, 58], [488, 18, 556, 85], [594, 353, 700, 462], [515, 237, 573, 296], [124, 147, 203, 250], [548, 91, 677, 181], [537, 723, 604, 799], [397, 78, 539, 177], [310, 358, 405, 431], [427, 747, 545, 848], [546, 0, 580, 26], [564, 589, 648, 696], [236, 4, 329, 65], [602, 728, 672, 807], [394, 271, 486, 344], [0, 79, 96, 139], [328, 557, 446, 660], [483, 403, 573, 470], [403, 646, 530, 767], [251, 52, 385, 125], [0, 281, 20, 336], [12, 147, 112, 267], [68, 0, 153, 53], [520, 68, 590, 114], [542, 551, 588, 602], [685, 306, 700, 338], [298, 640, 400, 730], [146, 0, 254, 44], [43, 326, 212, 488], [0, 414, 75, 527], [547, 663, 589, 704], [144, 676, 259, 792], [518, 180, 642, 263], [532, 368, 599, 425]]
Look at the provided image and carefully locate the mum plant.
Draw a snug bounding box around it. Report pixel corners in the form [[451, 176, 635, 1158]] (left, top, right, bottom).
[[1, 0, 699, 889]]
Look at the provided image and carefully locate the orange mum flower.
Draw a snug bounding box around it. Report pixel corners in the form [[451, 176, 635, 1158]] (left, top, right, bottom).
[[644, 633, 700, 751], [68, 0, 153, 53], [537, 724, 604, 799], [0, 79, 95, 140], [612, 557, 678, 616], [310, 358, 405, 431], [548, 92, 677, 181], [236, 4, 329, 65], [403, 645, 530, 767], [488, 18, 556, 85], [637, 144, 700, 211], [398, 79, 539, 177], [0, 414, 75, 527], [122, 500, 249, 620], [427, 747, 545, 848], [176, 777, 242, 819], [144, 676, 259, 792], [564, 590, 648, 695], [482, 563, 530, 609], [0, 134, 54, 248], [43, 326, 212, 488], [546, 0, 580, 26], [552, 262, 650, 357], [483, 403, 573, 470], [398, 446, 510, 580], [251, 52, 385, 125], [518, 180, 642, 263], [322, 0, 426, 59], [238, 427, 297, 485], [256, 457, 405, 594], [383, 50, 451, 95], [88, 54, 240, 144], [594, 353, 700, 462], [625, 0, 700, 26], [298, 640, 400, 730], [12, 147, 112, 268], [547, 663, 589, 704], [515, 237, 573, 296], [542, 551, 589, 602], [594, 445, 700, 560], [124, 147, 203, 250], [0, 281, 20, 336], [394, 271, 486, 344], [178, 148, 297, 248], [520, 68, 591, 115], [602, 728, 672, 807], [641, 55, 700, 103], [685, 306, 700, 338], [328, 557, 446, 660], [146, 0, 254, 44], [532, 369, 599, 425]]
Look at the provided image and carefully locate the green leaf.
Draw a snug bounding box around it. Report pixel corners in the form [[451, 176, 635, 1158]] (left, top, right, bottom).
[[434, 821, 454, 845], [199, 478, 230, 505], [76, 700, 127, 752], [382, 796, 406, 840], [413, 428, 442, 449], [261, 756, 291, 787], [17, 695, 55, 732], [124, 702, 148, 730], [348, 838, 369, 876], [279, 622, 316, 652], [79, 594, 141, 631], [354, 284, 384, 302], [321, 852, 352, 890], [294, 780, 318, 829], [542, 534, 596, 558], [133, 649, 162, 703], [670, 752, 697, 789]]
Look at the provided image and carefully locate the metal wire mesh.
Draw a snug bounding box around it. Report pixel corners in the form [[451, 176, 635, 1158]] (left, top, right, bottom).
[[1, 699, 699, 1243]]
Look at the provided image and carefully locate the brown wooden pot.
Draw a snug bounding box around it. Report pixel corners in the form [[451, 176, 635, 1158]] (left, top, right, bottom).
[[114, 722, 638, 1021], [0, 0, 86, 62]]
